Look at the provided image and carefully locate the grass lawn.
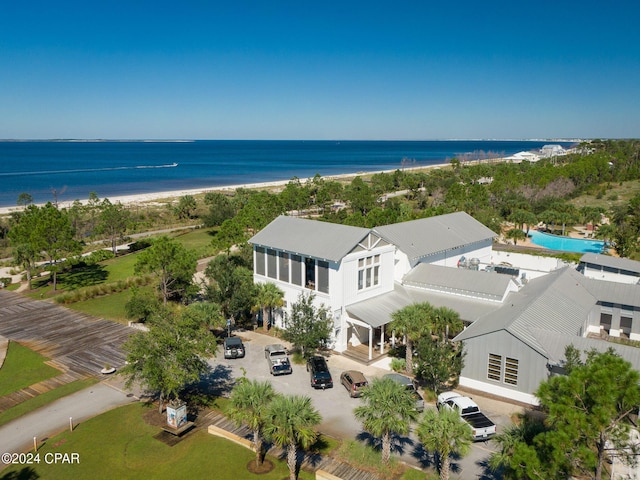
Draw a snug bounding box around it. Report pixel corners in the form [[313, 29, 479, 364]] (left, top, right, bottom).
[[66, 288, 147, 323], [0, 342, 61, 396], [1, 402, 314, 480]]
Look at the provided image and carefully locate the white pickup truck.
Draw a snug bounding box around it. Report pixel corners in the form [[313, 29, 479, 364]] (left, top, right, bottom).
[[436, 391, 496, 441], [264, 344, 292, 375]]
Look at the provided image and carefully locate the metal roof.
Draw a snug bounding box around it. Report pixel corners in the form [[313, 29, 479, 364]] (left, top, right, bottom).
[[581, 276, 640, 307], [346, 281, 502, 329], [533, 329, 640, 370], [580, 253, 640, 275], [403, 263, 513, 302], [454, 268, 597, 356], [374, 212, 497, 262], [248, 215, 370, 262], [346, 284, 414, 328]]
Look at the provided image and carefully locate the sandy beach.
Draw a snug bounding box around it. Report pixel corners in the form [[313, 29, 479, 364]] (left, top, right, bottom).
[[0, 162, 452, 216]]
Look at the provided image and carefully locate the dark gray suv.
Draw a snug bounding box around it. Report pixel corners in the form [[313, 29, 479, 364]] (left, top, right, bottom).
[[223, 337, 245, 359], [306, 355, 333, 389]]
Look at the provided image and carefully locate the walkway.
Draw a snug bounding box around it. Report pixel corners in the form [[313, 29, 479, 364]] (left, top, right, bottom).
[[0, 290, 133, 413]]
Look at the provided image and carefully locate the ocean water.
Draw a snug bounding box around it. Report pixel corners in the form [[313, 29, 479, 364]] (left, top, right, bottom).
[[0, 140, 573, 207]]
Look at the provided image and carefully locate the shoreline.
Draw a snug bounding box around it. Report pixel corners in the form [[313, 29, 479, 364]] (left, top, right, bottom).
[[0, 161, 453, 215]]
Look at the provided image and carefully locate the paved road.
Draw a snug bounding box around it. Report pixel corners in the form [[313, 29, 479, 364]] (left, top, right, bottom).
[[0, 382, 137, 455]]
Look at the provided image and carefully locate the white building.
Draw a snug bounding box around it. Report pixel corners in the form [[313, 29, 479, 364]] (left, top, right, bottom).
[[250, 214, 640, 405]]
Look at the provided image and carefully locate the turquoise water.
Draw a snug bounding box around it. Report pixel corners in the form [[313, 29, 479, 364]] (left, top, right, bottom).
[[527, 229, 605, 254]]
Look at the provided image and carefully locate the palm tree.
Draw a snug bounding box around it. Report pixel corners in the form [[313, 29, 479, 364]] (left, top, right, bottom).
[[390, 302, 433, 374], [253, 282, 284, 329], [226, 380, 277, 467], [505, 228, 527, 245], [264, 394, 321, 480], [354, 377, 419, 465], [431, 306, 464, 340], [416, 408, 473, 480]]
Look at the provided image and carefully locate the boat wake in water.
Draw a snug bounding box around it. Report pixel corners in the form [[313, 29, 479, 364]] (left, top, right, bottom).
[[0, 163, 179, 177]]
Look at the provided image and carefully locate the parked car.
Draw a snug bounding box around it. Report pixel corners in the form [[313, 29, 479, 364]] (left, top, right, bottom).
[[340, 370, 368, 398], [383, 373, 424, 412], [264, 343, 292, 375], [306, 355, 333, 389], [223, 336, 245, 359]]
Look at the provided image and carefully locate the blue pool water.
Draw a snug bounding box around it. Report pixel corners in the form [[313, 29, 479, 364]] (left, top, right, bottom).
[[527, 230, 606, 254]]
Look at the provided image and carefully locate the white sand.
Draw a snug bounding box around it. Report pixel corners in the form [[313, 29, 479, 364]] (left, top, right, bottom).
[[0, 162, 455, 216]]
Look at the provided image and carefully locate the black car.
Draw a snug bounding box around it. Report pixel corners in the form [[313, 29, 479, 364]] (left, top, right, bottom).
[[223, 336, 245, 359], [306, 355, 333, 389]]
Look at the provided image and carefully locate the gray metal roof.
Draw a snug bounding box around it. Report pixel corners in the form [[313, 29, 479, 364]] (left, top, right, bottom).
[[403, 263, 513, 302], [533, 329, 640, 370], [454, 267, 597, 356], [580, 276, 640, 307], [346, 284, 414, 328], [580, 253, 640, 275], [248, 215, 370, 262], [346, 281, 502, 329], [374, 212, 497, 262]]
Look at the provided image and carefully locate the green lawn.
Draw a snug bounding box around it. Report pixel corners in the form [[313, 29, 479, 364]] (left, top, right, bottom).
[[0, 342, 61, 396], [1, 402, 314, 480], [65, 287, 149, 323]]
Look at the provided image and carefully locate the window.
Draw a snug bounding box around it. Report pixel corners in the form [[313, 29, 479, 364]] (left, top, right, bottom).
[[267, 249, 277, 279], [305, 258, 316, 289], [255, 247, 265, 276], [357, 255, 381, 291], [278, 252, 289, 283], [600, 313, 612, 333], [291, 255, 302, 286], [487, 353, 501, 381], [317, 261, 329, 294], [504, 357, 519, 385]]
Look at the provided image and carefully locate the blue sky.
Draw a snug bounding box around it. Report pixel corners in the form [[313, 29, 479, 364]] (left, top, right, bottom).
[[2, 1, 639, 140]]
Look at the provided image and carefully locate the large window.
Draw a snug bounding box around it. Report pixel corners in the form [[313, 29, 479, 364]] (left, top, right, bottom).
[[317, 261, 329, 294], [291, 255, 302, 286], [278, 252, 290, 283], [267, 249, 277, 279], [357, 255, 380, 291], [255, 247, 265, 276]]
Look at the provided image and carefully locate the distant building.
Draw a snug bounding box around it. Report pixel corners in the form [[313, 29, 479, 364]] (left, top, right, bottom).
[[505, 151, 540, 163], [540, 144, 566, 157]]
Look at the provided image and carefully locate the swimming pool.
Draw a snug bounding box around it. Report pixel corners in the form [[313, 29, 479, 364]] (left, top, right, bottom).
[[527, 229, 606, 254]]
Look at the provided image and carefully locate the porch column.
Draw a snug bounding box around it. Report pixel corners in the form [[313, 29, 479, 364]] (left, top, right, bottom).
[[380, 324, 385, 355], [368, 326, 373, 361]]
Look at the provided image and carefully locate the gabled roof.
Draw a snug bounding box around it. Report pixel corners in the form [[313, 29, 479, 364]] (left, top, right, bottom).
[[580, 253, 640, 275], [248, 215, 370, 263], [403, 263, 514, 302], [374, 212, 496, 262], [454, 267, 597, 357]]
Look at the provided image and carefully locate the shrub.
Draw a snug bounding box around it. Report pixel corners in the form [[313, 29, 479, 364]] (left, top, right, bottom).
[[390, 357, 406, 372], [84, 249, 115, 265]]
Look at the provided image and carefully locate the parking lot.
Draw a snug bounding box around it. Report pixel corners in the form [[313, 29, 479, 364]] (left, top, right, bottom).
[[210, 329, 520, 479]]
